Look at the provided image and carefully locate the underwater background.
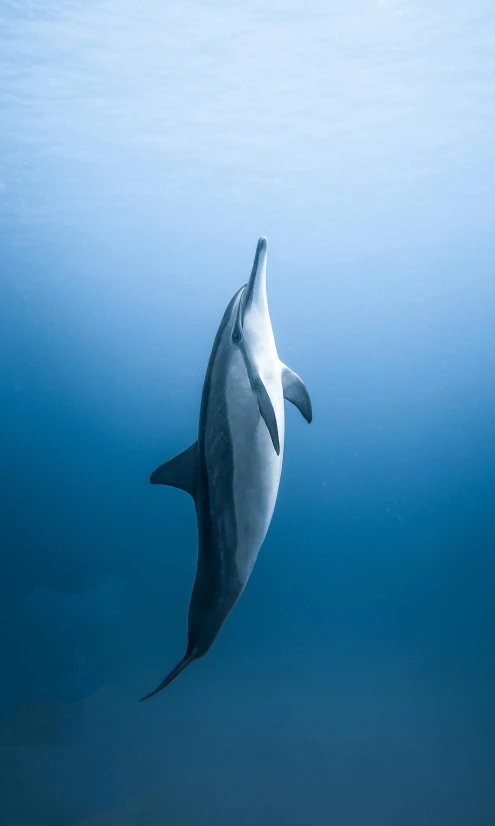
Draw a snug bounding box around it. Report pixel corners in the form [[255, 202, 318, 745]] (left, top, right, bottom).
[[1, 1, 495, 823]]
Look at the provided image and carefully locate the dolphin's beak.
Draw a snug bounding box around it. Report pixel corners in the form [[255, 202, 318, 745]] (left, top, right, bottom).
[[242, 237, 267, 321]]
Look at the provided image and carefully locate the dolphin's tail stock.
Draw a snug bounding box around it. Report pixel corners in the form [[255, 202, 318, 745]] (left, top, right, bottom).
[[139, 652, 195, 701]]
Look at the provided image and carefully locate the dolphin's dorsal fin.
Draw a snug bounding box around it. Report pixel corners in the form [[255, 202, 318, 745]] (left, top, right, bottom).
[[281, 365, 313, 423], [150, 442, 198, 498], [253, 377, 280, 455]]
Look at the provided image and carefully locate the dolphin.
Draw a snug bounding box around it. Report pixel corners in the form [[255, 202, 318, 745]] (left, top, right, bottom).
[[140, 237, 312, 701]]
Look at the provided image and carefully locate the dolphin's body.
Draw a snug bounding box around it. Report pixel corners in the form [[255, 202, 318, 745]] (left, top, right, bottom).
[[140, 237, 312, 700]]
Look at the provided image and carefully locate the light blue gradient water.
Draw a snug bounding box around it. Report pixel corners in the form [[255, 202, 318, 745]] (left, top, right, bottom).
[[1, 2, 495, 823]]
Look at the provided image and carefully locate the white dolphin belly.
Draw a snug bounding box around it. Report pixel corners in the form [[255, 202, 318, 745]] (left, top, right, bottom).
[[226, 347, 284, 584]]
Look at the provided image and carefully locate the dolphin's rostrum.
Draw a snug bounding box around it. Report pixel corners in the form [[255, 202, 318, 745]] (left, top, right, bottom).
[[140, 237, 312, 700]]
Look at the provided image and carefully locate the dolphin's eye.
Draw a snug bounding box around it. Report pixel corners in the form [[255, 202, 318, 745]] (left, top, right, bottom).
[[232, 331, 242, 344]]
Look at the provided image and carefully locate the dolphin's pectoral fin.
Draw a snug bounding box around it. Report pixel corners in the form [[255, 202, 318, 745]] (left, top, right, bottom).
[[281, 364, 313, 423], [253, 377, 280, 455], [150, 441, 198, 498]]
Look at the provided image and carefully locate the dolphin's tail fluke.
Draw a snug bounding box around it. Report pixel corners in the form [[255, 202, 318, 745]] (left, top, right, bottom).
[[139, 653, 195, 701]]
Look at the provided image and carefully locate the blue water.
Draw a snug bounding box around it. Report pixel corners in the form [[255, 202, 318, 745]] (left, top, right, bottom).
[[1, 1, 495, 823]]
